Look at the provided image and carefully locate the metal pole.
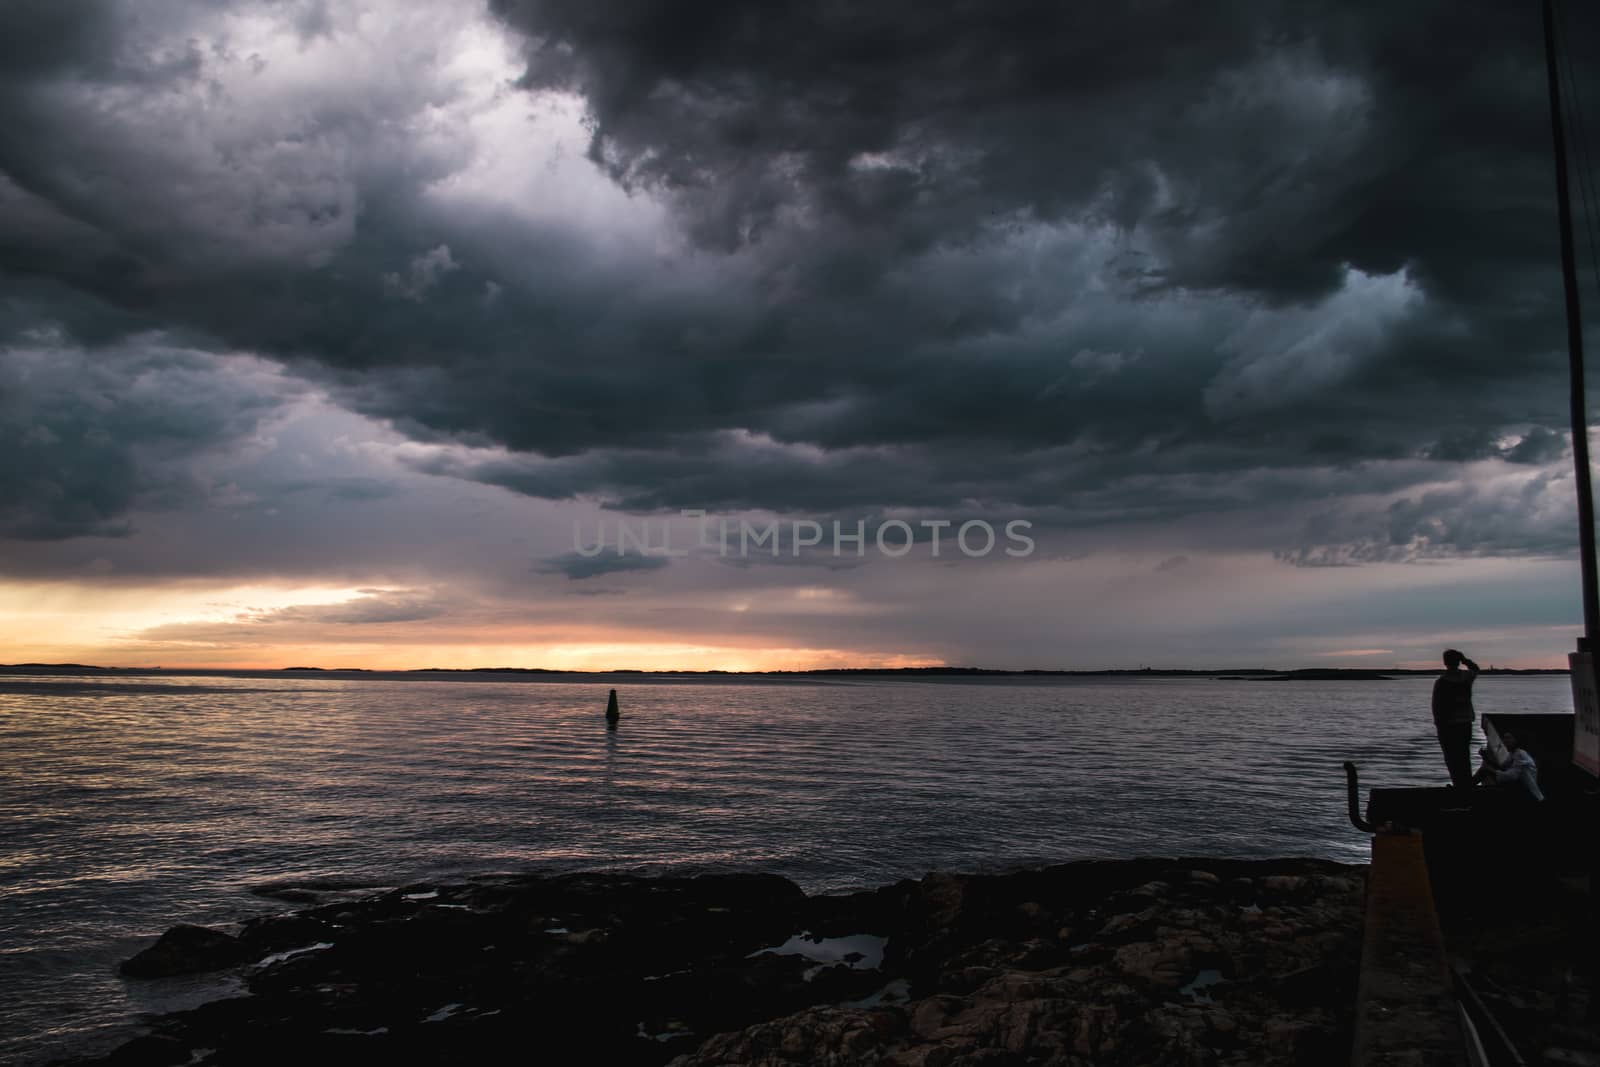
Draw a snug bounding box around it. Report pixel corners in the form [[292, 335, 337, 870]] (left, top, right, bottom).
[[1543, 0, 1600, 649]]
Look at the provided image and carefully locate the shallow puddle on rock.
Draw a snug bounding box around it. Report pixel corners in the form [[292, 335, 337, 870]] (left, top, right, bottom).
[[1180, 968, 1225, 1002], [843, 977, 911, 1008], [635, 1022, 695, 1043], [747, 932, 887, 972], [253, 942, 334, 968]]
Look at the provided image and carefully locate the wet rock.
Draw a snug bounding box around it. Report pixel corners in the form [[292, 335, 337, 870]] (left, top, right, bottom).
[[97, 1033, 191, 1065], [1263, 1014, 1316, 1058], [1012, 901, 1050, 929], [119, 924, 247, 978], [1073, 1002, 1120, 1058], [908, 995, 964, 1039], [238, 913, 340, 957], [1009, 938, 1066, 971], [1222, 876, 1258, 905], [79, 859, 1367, 1067], [1261, 874, 1313, 902], [1097, 906, 1160, 942], [935, 964, 1001, 995], [679, 1005, 906, 1066], [1112, 940, 1195, 989], [918, 873, 967, 932]]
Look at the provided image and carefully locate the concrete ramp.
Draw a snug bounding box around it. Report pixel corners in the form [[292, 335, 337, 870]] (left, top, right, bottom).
[[1352, 831, 1463, 1066]]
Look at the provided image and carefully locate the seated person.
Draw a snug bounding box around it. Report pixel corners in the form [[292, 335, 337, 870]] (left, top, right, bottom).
[[1474, 729, 1545, 801]]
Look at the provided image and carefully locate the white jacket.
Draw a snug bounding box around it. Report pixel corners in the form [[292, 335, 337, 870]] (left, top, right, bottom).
[[1492, 748, 1545, 802]]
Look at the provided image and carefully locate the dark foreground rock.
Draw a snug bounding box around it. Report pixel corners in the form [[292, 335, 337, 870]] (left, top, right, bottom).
[[119, 925, 248, 979], [74, 858, 1365, 1066]]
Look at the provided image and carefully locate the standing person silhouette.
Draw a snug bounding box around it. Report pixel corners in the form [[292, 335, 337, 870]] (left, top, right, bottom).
[[1431, 648, 1480, 788]]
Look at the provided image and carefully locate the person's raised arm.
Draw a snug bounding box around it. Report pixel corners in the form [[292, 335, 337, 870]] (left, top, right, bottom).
[[1462, 655, 1480, 676]]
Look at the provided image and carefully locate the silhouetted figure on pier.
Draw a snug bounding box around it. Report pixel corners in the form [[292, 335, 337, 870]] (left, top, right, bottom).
[[1431, 648, 1479, 788], [605, 688, 620, 729]]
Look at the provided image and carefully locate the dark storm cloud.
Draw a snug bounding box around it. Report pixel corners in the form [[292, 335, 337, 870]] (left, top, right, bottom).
[[1504, 426, 1569, 465], [488, 0, 1584, 303], [494, 1, 1277, 260], [409, 417, 1569, 542], [1427, 426, 1570, 465], [365, 0, 1593, 523], [0, 340, 299, 539], [1277, 468, 1580, 566], [0, 1, 121, 83], [538, 550, 671, 580], [0, 0, 472, 352], [0, 0, 1591, 565]]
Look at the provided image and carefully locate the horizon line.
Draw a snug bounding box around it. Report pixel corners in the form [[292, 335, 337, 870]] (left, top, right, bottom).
[[0, 661, 1573, 677]]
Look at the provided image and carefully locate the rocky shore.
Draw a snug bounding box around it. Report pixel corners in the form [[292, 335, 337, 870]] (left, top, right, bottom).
[[70, 857, 1366, 1066]]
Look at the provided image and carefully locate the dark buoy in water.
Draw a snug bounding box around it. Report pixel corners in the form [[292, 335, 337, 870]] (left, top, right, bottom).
[[605, 688, 620, 728]]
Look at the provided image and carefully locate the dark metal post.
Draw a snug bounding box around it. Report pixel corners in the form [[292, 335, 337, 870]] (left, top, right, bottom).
[[1543, 0, 1600, 648], [1344, 762, 1375, 833]]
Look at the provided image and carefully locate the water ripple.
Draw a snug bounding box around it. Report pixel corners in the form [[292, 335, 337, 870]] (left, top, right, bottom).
[[0, 673, 1572, 1062]]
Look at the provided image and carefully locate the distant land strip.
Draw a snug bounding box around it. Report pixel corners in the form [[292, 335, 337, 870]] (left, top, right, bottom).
[[0, 663, 1571, 680]]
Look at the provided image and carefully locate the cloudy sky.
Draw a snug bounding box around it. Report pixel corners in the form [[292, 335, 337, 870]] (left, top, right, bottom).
[[1, 0, 1595, 670]]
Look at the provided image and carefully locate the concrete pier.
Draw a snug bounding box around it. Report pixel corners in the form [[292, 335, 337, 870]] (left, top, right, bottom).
[[1351, 831, 1463, 1066]]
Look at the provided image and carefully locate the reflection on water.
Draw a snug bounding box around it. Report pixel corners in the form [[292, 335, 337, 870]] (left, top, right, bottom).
[[0, 672, 1573, 1062]]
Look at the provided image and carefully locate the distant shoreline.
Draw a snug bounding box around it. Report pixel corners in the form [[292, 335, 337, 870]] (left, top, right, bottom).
[[0, 662, 1572, 681]]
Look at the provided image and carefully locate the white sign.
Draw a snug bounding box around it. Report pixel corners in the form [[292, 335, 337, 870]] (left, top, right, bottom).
[[1571, 650, 1600, 777]]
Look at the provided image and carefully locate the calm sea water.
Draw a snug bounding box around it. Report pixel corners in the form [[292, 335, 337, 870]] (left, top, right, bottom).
[[0, 671, 1575, 1062]]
